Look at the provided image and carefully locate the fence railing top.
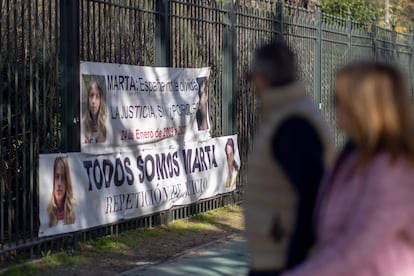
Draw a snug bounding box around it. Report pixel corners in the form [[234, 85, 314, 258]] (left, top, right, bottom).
[[284, 2, 314, 14]]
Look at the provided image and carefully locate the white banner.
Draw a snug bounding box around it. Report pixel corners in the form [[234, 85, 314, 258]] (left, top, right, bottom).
[[80, 62, 211, 154], [39, 135, 240, 237]]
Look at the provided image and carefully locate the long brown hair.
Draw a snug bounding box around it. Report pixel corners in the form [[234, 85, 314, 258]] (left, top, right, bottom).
[[83, 77, 107, 143], [47, 157, 76, 227], [225, 138, 240, 171], [335, 61, 414, 165]]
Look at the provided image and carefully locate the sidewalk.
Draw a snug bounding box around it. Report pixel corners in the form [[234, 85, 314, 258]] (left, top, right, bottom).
[[120, 234, 249, 276]]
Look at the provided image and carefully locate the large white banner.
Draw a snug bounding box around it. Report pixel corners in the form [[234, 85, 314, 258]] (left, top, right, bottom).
[[39, 135, 240, 237], [80, 62, 211, 154]]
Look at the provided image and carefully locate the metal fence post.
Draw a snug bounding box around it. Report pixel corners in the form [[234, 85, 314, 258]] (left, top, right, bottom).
[[60, 0, 80, 152], [155, 0, 171, 66], [275, 1, 284, 40], [222, 0, 236, 135], [346, 8, 352, 62], [314, 1, 322, 108], [371, 16, 378, 59], [391, 22, 397, 60], [410, 29, 414, 99]]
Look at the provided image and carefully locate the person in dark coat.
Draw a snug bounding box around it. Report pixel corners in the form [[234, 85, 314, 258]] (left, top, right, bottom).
[[245, 40, 334, 275]]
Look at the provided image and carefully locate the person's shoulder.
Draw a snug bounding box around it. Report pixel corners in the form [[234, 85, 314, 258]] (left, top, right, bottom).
[[368, 152, 414, 181], [272, 116, 323, 161], [371, 152, 411, 168], [365, 153, 414, 206], [276, 116, 320, 141]]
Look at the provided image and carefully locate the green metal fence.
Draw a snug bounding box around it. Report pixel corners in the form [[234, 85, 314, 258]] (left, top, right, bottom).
[[283, 3, 414, 145], [1, 0, 413, 264]]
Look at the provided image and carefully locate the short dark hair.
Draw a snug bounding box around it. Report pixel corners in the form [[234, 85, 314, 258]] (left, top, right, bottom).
[[250, 40, 297, 87]]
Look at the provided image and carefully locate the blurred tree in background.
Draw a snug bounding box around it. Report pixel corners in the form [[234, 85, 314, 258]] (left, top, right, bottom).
[[320, 0, 414, 31], [321, 0, 384, 23], [391, 0, 414, 32]]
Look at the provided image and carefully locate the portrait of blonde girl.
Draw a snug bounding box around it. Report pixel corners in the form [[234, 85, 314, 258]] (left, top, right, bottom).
[[225, 138, 239, 188], [82, 76, 107, 144], [47, 157, 76, 227]]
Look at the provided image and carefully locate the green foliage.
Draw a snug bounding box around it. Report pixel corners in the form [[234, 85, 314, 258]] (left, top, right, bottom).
[[320, 0, 414, 30], [321, 0, 384, 23], [47, 251, 79, 266], [6, 264, 39, 276], [86, 228, 166, 253], [39, 250, 82, 267], [40, 250, 53, 265], [88, 237, 130, 253], [170, 220, 207, 234], [194, 212, 217, 225], [391, 0, 414, 30], [6, 250, 83, 276]]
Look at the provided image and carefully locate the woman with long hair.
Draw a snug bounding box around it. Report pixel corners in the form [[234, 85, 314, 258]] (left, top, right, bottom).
[[196, 77, 209, 131], [82, 77, 107, 143], [47, 157, 76, 227], [225, 138, 239, 188], [285, 61, 414, 275]]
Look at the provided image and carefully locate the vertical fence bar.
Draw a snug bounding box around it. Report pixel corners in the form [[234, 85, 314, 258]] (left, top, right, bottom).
[[155, 0, 171, 67], [13, 0, 20, 249], [0, 0, 4, 253], [314, 1, 322, 108], [391, 22, 397, 60], [92, 0, 96, 61], [28, 0, 34, 252], [222, 0, 236, 135], [346, 8, 352, 62], [60, 0, 80, 152], [117, 2, 121, 62], [33, 0, 40, 246], [21, 0, 27, 245], [80, 0, 84, 60], [410, 29, 414, 99], [87, 0, 91, 60], [371, 16, 378, 59], [42, 0, 47, 152], [275, 0, 283, 40], [7, 0, 12, 249]]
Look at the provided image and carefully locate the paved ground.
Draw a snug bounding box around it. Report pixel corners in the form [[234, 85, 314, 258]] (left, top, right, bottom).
[[120, 234, 249, 276]]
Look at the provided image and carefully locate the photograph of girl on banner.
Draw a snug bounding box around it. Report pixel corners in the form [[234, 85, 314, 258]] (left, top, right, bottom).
[[196, 77, 209, 131], [225, 138, 239, 188], [47, 157, 76, 227], [82, 75, 107, 144]]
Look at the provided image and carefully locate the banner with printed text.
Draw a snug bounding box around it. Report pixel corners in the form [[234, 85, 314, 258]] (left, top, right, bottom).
[[39, 135, 240, 237], [80, 62, 211, 154]]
